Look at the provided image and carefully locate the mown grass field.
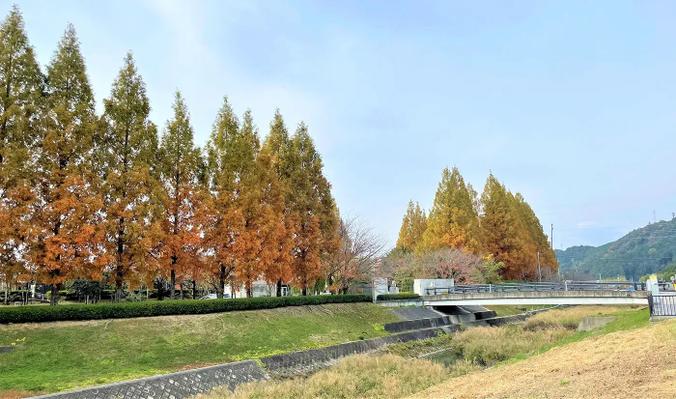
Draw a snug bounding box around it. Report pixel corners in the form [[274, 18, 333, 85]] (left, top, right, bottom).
[[0, 303, 398, 397], [201, 306, 660, 399]]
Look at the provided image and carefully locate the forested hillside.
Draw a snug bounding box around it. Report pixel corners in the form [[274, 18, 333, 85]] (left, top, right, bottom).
[[556, 218, 676, 281]]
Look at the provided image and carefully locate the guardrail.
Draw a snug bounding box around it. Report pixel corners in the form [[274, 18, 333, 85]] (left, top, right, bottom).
[[648, 293, 676, 317], [424, 281, 672, 296]]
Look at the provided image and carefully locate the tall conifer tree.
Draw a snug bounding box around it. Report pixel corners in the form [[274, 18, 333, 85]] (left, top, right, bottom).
[[396, 200, 427, 253], [510, 193, 558, 279], [102, 53, 162, 300], [231, 111, 264, 296], [259, 110, 294, 296], [158, 92, 202, 298], [287, 122, 340, 295], [0, 6, 43, 303], [204, 97, 241, 298], [420, 167, 480, 253], [479, 174, 521, 279], [32, 25, 106, 304]]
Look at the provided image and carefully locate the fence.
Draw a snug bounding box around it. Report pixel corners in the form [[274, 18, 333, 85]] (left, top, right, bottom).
[[647, 293, 676, 317], [423, 281, 671, 296]]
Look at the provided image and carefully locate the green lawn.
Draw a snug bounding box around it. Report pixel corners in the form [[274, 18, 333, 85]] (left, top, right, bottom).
[[0, 303, 398, 396]]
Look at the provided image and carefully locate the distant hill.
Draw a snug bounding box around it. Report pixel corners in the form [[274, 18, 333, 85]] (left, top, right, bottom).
[[556, 219, 676, 281]]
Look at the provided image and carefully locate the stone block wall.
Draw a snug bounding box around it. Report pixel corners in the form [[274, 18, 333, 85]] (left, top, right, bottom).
[[30, 360, 267, 399], [261, 328, 448, 376]]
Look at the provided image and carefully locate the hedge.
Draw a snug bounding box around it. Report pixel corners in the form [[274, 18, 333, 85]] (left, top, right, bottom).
[[0, 294, 371, 324], [376, 293, 421, 301]]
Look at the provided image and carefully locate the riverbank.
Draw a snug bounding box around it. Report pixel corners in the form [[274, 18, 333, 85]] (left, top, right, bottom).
[[199, 306, 651, 399]]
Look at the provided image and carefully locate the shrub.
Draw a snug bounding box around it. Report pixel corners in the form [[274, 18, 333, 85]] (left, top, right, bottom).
[[376, 293, 420, 301], [0, 294, 371, 324]]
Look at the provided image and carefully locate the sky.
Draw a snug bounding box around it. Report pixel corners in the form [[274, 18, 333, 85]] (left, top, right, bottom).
[[5, 0, 676, 249]]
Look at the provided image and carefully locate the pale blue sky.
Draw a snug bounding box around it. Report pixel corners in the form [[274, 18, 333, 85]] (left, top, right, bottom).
[[7, 1, 676, 249]]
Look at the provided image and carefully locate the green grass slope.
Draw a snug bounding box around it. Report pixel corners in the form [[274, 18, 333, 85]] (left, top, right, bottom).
[[0, 303, 397, 397]]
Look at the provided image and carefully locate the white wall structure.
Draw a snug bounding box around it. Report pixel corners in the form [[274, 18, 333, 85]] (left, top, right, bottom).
[[413, 279, 454, 296]]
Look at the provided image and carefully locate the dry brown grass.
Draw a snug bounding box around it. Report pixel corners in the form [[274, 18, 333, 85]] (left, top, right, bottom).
[[0, 391, 41, 399], [408, 318, 676, 399], [199, 354, 447, 399], [523, 306, 626, 331], [452, 325, 570, 365]]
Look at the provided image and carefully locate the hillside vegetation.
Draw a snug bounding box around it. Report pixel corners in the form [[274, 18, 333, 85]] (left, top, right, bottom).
[[557, 218, 676, 280], [0, 303, 396, 397]]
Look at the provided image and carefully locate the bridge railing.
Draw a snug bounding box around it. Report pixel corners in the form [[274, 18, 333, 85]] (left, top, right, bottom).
[[424, 281, 671, 296], [648, 293, 676, 317]]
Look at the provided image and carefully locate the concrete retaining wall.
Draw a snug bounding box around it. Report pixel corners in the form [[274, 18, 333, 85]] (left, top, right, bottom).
[[30, 328, 452, 399], [30, 360, 267, 399], [384, 316, 454, 333], [465, 306, 559, 327], [261, 328, 450, 376]]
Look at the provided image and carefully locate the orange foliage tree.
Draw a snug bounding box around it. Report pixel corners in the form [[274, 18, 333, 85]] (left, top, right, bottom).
[[157, 92, 204, 298]]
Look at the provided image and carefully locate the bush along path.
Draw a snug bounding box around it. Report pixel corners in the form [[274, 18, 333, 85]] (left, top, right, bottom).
[[0, 295, 371, 324]]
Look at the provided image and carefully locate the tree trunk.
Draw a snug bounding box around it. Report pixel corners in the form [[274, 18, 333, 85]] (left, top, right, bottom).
[[115, 280, 124, 302], [246, 280, 252, 298], [276, 279, 282, 297], [301, 286, 307, 296], [192, 280, 197, 299], [50, 284, 59, 306], [217, 265, 225, 299], [170, 267, 176, 299]]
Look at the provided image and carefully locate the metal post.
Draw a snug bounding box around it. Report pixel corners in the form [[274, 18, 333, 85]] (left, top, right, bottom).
[[564, 280, 568, 292]]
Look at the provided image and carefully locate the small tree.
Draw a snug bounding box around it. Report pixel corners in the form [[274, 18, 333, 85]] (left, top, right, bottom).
[[327, 218, 384, 294]]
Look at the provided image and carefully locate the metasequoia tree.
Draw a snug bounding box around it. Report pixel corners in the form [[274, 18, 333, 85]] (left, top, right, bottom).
[[396, 200, 427, 253], [0, 6, 43, 303], [158, 92, 203, 298], [204, 97, 242, 298], [509, 193, 557, 279], [223, 110, 261, 297], [259, 111, 293, 296], [420, 167, 480, 253], [0, 6, 348, 299], [31, 25, 107, 304], [286, 122, 340, 295], [102, 53, 162, 300]]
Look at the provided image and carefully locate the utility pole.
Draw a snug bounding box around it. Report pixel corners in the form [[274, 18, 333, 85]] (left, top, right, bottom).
[[550, 224, 554, 249]]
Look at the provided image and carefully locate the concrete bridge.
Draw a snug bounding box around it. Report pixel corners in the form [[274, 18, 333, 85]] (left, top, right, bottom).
[[418, 281, 659, 306], [422, 290, 647, 306]]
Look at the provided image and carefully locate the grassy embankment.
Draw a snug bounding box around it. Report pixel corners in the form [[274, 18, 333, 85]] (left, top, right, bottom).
[[0, 303, 398, 397], [200, 306, 670, 399]]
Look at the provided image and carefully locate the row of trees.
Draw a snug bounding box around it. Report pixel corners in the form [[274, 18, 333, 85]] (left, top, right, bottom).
[[394, 167, 557, 281], [0, 7, 350, 304]]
